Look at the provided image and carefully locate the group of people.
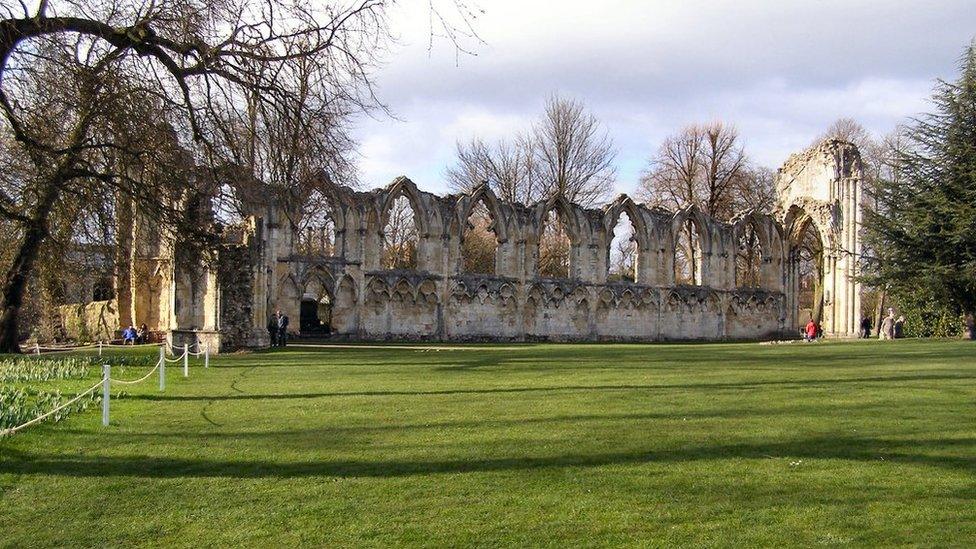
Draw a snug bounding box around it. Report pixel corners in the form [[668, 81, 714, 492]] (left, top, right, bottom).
[[805, 308, 906, 342], [877, 308, 905, 340], [267, 310, 290, 348], [860, 309, 905, 339], [121, 323, 150, 344]]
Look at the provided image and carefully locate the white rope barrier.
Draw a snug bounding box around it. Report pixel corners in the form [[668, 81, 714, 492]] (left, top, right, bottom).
[[109, 360, 162, 385], [163, 354, 186, 363], [0, 380, 102, 437], [3, 341, 212, 436], [28, 342, 162, 356]]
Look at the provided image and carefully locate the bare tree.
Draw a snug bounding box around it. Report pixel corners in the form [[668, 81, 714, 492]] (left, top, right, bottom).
[[0, 31, 214, 351], [446, 136, 537, 203], [733, 166, 776, 214], [447, 94, 616, 207], [639, 122, 765, 219], [0, 1, 480, 351], [815, 117, 873, 150], [531, 94, 616, 205]]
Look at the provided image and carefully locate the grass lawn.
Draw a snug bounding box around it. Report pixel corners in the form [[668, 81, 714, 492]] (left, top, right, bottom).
[[1, 339, 975, 547]]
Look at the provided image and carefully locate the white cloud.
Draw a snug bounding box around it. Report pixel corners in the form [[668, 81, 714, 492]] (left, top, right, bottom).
[[350, 0, 976, 197]]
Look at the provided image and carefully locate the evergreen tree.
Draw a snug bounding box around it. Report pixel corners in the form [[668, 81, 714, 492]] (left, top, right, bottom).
[[864, 44, 976, 339]]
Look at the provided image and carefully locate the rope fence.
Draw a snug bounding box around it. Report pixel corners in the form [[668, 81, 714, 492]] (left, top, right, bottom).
[[0, 380, 102, 437], [109, 361, 161, 385], [2, 342, 210, 437], [31, 341, 165, 357]]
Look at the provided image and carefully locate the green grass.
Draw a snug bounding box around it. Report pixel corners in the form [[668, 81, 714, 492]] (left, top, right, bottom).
[[1, 340, 975, 547]]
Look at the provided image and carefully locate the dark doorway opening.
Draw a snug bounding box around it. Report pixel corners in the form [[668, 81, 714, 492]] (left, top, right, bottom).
[[300, 297, 332, 335]]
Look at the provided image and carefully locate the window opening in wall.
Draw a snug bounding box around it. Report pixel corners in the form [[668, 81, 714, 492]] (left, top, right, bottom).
[[382, 195, 419, 270]]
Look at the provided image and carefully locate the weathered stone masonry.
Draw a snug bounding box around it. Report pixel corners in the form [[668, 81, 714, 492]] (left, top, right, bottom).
[[117, 139, 865, 352]]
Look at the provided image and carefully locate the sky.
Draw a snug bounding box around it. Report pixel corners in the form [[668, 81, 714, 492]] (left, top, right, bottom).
[[350, 0, 976, 197]]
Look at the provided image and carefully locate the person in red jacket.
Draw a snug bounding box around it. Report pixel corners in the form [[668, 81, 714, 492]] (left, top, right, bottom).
[[804, 319, 818, 342]]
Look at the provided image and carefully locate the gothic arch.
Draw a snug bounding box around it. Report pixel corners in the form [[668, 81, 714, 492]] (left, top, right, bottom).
[[670, 205, 712, 286], [379, 177, 434, 235], [603, 195, 650, 250], [671, 205, 713, 253], [535, 194, 583, 243], [455, 184, 509, 244]]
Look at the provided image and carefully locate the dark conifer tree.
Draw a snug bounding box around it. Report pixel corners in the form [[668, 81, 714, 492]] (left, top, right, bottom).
[[864, 44, 976, 339]]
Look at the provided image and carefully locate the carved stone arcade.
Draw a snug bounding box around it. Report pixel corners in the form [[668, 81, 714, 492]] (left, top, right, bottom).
[[116, 140, 864, 352]]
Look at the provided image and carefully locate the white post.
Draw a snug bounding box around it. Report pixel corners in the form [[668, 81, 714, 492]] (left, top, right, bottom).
[[99, 341, 103, 356], [204, 343, 209, 369], [183, 344, 189, 378], [35, 343, 40, 355], [159, 346, 166, 392], [102, 364, 110, 427]]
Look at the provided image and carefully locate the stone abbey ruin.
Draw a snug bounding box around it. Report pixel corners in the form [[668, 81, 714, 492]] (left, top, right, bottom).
[[101, 139, 863, 352]]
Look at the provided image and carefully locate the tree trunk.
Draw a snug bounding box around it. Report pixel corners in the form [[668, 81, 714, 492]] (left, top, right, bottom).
[[964, 312, 976, 341], [0, 184, 61, 353], [874, 288, 887, 337]]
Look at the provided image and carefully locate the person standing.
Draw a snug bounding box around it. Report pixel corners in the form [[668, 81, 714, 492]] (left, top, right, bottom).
[[894, 316, 905, 339], [804, 319, 818, 342], [860, 316, 872, 338], [879, 308, 896, 340], [267, 314, 279, 347], [276, 310, 290, 348]]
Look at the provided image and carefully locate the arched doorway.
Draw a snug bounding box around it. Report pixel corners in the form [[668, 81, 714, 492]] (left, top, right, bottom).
[[299, 295, 332, 335], [300, 275, 334, 336], [787, 210, 826, 333]]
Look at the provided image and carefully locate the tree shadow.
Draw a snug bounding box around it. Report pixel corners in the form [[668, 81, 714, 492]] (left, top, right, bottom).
[[67, 401, 887, 442], [128, 372, 976, 403], [2, 435, 973, 479]]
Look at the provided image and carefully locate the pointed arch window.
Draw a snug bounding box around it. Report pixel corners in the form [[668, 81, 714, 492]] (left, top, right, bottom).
[[608, 211, 637, 283], [382, 195, 419, 270], [297, 191, 336, 256], [674, 218, 703, 285], [736, 221, 763, 288], [538, 208, 571, 279], [461, 199, 499, 275]]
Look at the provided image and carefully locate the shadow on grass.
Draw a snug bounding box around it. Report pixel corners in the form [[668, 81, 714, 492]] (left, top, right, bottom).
[[2, 436, 974, 479], [212, 344, 976, 372], [64, 401, 893, 441], [129, 373, 976, 402]]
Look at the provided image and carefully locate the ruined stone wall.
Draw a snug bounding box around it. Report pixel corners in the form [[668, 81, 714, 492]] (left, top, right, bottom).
[[136, 138, 862, 348], [776, 139, 863, 336], [257, 176, 792, 342], [57, 299, 119, 342], [217, 244, 255, 350]]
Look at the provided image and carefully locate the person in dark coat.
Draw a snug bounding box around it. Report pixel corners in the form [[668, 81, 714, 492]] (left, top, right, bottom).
[[860, 316, 872, 338], [267, 314, 279, 347], [276, 310, 290, 347], [894, 316, 905, 339]]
